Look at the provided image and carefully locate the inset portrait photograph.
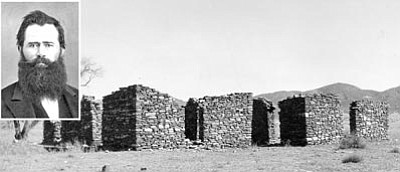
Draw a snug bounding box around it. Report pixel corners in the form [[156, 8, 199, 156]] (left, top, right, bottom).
[[1, 2, 79, 120]]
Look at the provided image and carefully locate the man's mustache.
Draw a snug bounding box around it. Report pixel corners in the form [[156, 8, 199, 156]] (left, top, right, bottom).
[[28, 57, 53, 68]]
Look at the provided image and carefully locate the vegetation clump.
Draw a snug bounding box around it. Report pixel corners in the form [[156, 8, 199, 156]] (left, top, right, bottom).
[[339, 134, 366, 149], [342, 154, 363, 163]]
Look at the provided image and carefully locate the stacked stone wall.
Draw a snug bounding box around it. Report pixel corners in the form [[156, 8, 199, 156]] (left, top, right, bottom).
[[79, 96, 102, 146], [350, 100, 389, 140], [42, 96, 102, 146], [43, 120, 62, 145], [185, 93, 253, 148], [102, 84, 186, 150], [278, 94, 344, 146], [252, 98, 280, 145], [43, 120, 81, 145]]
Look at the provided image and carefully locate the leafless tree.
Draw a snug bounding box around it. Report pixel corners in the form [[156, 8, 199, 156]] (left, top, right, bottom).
[[81, 57, 103, 87], [13, 120, 39, 142]]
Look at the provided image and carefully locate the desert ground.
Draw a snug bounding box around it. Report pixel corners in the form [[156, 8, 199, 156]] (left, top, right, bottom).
[[1, 114, 400, 172]]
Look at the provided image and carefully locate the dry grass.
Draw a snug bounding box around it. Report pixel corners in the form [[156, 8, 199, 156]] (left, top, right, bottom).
[[2, 142, 400, 172], [1, 115, 400, 171], [0, 122, 48, 156]]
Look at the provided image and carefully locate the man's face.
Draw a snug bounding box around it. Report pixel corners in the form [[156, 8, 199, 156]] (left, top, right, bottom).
[[20, 24, 64, 65]]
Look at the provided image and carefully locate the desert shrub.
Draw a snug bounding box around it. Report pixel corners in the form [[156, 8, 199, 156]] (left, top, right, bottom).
[[389, 147, 400, 153], [339, 134, 366, 149], [62, 140, 87, 152], [342, 154, 363, 163]]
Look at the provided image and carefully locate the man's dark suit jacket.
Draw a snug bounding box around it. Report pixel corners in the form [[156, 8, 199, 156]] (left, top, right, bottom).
[[1, 82, 79, 119]]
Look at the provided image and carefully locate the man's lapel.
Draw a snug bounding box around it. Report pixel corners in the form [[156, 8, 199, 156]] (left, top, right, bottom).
[[6, 83, 79, 119], [8, 83, 36, 118], [63, 86, 78, 118]]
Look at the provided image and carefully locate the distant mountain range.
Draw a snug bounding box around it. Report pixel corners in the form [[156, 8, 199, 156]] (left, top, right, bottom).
[[255, 83, 400, 113]]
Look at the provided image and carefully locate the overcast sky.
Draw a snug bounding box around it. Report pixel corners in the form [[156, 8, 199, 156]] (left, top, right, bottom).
[[80, 0, 400, 100]]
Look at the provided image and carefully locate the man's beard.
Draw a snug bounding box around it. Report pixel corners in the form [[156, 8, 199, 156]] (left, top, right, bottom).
[[18, 56, 67, 101]]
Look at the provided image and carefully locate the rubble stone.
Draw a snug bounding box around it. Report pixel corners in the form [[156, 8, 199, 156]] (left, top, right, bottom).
[[42, 96, 103, 146], [185, 93, 253, 148], [252, 97, 280, 145], [350, 99, 389, 140], [278, 93, 344, 146], [102, 84, 185, 151]]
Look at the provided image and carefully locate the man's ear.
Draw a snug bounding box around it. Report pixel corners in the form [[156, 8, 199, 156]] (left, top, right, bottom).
[[17, 46, 22, 52], [61, 48, 65, 57]]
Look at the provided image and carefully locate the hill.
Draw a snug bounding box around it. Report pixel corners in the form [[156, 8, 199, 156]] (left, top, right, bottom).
[[256, 83, 400, 113], [172, 97, 187, 107], [380, 86, 400, 114]]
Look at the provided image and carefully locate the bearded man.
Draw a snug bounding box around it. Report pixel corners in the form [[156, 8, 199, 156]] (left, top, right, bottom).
[[1, 10, 78, 120]]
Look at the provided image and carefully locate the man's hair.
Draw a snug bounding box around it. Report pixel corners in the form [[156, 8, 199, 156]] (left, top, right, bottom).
[[16, 10, 65, 49]]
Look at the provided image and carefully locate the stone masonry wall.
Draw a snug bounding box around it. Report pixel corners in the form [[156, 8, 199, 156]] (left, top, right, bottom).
[[102, 84, 186, 150], [43, 120, 80, 145], [42, 96, 103, 146], [79, 95, 102, 146], [350, 99, 389, 140], [278, 94, 344, 146], [185, 93, 253, 148], [252, 98, 280, 145], [43, 120, 62, 145]]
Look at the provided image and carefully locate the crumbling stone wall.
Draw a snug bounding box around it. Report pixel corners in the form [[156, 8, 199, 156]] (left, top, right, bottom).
[[185, 93, 253, 148], [252, 98, 280, 145], [42, 96, 103, 146], [43, 120, 80, 145], [350, 99, 389, 140], [278, 94, 343, 146], [43, 120, 62, 145], [102, 84, 185, 150], [79, 96, 102, 146]]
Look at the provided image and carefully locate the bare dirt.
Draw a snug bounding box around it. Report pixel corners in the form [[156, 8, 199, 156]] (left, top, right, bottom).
[[1, 117, 400, 172]]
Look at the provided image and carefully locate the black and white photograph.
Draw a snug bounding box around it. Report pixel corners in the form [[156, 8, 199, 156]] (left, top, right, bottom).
[[1, 0, 400, 171], [1, 1, 79, 120]]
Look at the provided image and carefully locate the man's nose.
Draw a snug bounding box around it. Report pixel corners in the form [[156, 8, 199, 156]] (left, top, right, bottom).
[[36, 45, 45, 58]]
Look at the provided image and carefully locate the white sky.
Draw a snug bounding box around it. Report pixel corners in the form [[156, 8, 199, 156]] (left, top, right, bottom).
[[81, 0, 400, 100]]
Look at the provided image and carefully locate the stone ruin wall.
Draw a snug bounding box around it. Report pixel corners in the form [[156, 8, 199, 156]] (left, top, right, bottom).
[[43, 120, 80, 145], [43, 120, 62, 145], [185, 93, 253, 148], [42, 96, 103, 146], [79, 96, 102, 146], [252, 97, 280, 145], [40, 86, 392, 150], [350, 99, 389, 140], [279, 94, 344, 146], [102, 85, 186, 150]]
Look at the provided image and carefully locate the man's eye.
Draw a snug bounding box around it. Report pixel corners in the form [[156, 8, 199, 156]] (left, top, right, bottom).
[[44, 44, 53, 47], [28, 44, 36, 48]]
